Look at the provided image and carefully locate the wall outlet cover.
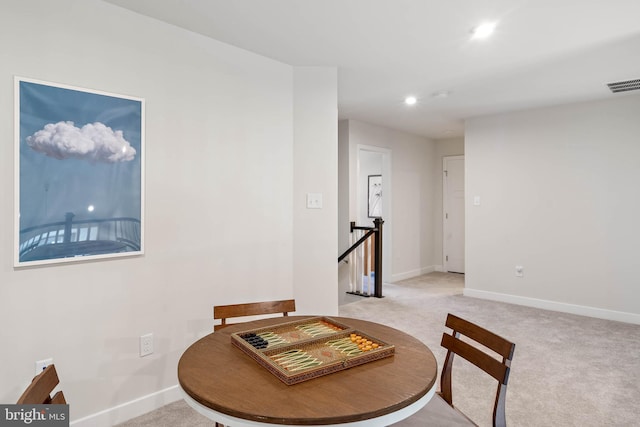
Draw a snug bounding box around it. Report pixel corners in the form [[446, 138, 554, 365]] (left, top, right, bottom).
[[140, 333, 153, 357], [35, 358, 53, 376]]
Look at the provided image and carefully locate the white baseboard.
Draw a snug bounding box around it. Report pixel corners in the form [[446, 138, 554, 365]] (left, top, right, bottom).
[[463, 288, 640, 325], [391, 266, 436, 282], [70, 384, 181, 427]]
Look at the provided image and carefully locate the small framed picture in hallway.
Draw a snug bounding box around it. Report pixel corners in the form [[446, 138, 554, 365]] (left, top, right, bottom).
[[368, 174, 382, 218]]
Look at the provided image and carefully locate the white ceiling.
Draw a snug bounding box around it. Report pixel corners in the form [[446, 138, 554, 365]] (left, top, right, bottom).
[[105, 0, 640, 139]]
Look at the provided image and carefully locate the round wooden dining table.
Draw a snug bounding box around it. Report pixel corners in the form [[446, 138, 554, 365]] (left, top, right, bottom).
[[178, 316, 437, 426]]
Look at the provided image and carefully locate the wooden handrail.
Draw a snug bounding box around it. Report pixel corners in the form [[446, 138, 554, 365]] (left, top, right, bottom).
[[351, 225, 375, 231], [338, 229, 376, 263]]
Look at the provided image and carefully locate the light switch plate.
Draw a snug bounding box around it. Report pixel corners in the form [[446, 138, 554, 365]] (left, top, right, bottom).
[[306, 193, 323, 209]]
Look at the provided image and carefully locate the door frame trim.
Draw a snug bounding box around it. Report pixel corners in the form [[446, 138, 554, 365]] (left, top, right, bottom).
[[443, 155, 464, 273]]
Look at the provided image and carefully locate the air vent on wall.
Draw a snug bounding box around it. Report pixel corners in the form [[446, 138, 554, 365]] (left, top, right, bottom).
[[607, 78, 640, 93]]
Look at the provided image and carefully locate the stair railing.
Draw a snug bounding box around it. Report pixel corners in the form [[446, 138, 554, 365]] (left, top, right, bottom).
[[338, 218, 384, 298]]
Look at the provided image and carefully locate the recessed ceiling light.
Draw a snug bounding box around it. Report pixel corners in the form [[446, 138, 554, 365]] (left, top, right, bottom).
[[404, 96, 417, 105], [471, 22, 497, 40]]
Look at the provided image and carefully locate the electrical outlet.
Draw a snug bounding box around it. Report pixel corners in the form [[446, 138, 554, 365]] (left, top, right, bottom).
[[35, 358, 53, 376], [140, 333, 153, 357], [515, 265, 524, 277]]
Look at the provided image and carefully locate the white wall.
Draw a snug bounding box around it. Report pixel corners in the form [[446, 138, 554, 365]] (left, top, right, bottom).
[[465, 94, 640, 323], [293, 67, 338, 315], [341, 120, 438, 282], [0, 0, 337, 423]]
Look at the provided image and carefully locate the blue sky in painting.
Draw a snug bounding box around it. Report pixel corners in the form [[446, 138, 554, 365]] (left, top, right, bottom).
[[19, 80, 142, 230]]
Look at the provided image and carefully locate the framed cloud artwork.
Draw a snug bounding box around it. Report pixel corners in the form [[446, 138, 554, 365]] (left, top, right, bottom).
[[14, 77, 144, 267]]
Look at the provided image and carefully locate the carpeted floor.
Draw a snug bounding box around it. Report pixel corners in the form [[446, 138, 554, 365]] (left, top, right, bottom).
[[118, 272, 640, 426]]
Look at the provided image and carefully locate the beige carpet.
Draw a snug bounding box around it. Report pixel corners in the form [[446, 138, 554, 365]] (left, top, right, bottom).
[[118, 273, 640, 426]]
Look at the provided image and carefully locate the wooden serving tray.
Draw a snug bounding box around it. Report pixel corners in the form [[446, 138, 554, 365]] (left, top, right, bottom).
[[231, 317, 395, 385]]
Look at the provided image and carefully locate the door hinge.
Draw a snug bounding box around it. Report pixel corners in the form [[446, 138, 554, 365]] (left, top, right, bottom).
[[446, 213, 448, 219], [446, 255, 449, 261], [444, 170, 448, 177]]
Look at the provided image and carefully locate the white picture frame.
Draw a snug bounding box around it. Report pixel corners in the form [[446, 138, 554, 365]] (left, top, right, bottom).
[[15, 77, 145, 267], [368, 174, 382, 218]]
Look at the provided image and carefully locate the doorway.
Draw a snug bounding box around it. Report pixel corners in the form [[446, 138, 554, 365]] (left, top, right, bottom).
[[357, 145, 391, 283], [443, 155, 464, 273]]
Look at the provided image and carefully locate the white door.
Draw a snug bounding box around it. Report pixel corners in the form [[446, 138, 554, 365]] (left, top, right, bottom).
[[443, 156, 464, 273]]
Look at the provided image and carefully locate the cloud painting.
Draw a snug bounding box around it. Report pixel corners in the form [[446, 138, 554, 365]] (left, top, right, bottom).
[[27, 121, 137, 163], [16, 78, 144, 266]]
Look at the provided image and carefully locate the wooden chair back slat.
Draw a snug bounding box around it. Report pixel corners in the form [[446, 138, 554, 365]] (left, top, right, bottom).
[[441, 333, 509, 383], [17, 365, 66, 405], [445, 313, 515, 358], [213, 299, 296, 332]]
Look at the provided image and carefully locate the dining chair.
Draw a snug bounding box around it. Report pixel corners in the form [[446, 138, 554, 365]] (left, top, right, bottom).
[[213, 299, 296, 332], [17, 364, 67, 404], [392, 313, 515, 427]]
